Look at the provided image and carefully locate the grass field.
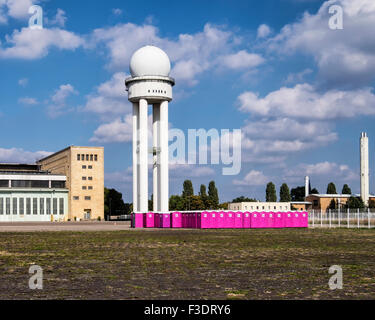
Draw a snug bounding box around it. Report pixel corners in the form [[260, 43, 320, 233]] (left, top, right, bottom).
[[0, 228, 374, 300]]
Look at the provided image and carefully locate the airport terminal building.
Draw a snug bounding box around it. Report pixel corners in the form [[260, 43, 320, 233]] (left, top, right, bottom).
[[0, 164, 68, 222]]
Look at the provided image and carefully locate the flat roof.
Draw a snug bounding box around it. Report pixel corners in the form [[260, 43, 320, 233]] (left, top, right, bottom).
[[0, 163, 40, 172], [37, 145, 104, 162]]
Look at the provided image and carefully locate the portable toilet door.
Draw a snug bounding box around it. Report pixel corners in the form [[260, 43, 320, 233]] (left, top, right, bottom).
[[234, 212, 243, 229], [285, 212, 293, 228], [145, 212, 155, 228], [134, 213, 144, 228], [201, 211, 209, 229], [301, 211, 308, 228], [226, 211, 235, 229], [267, 212, 275, 229], [217, 211, 225, 229], [172, 212, 182, 228], [274, 212, 284, 228], [210, 212, 217, 229], [243, 212, 251, 228], [251, 212, 260, 229], [293, 212, 300, 228]]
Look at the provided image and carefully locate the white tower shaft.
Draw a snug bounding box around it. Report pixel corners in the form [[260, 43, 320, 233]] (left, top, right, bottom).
[[139, 99, 149, 212], [153, 104, 160, 212], [360, 132, 369, 206], [305, 176, 309, 199], [160, 101, 169, 212], [132, 103, 139, 211]]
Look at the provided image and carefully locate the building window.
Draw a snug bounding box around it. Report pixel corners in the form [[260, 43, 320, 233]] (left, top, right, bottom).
[[82, 177, 87, 180], [85, 196, 91, 200], [5, 198, 10, 215], [0, 180, 9, 188], [90, 154, 93, 161], [81, 154, 84, 161], [19, 198, 24, 215], [77, 154, 80, 161], [86, 154, 89, 161], [94, 154, 98, 161], [46, 198, 51, 215], [13, 198, 17, 215], [82, 165, 87, 169], [33, 198, 37, 215], [40, 198, 44, 215], [82, 186, 87, 190], [51, 181, 65, 189], [0, 198, 3, 215], [88, 177, 93, 181], [26, 198, 31, 215], [88, 186, 93, 190], [53, 198, 57, 215], [73, 196, 79, 200], [59, 198, 64, 215], [88, 165, 92, 169]]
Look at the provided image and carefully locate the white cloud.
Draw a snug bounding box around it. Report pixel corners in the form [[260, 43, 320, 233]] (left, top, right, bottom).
[[47, 84, 78, 118], [90, 23, 262, 85], [0, 147, 51, 163], [238, 83, 375, 120], [18, 96, 38, 105], [0, 27, 84, 60], [285, 68, 313, 84], [219, 50, 265, 70], [268, 0, 375, 88], [83, 72, 130, 118], [257, 24, 271, 39], [233, 170, 269, 186], [112, 8, 122, 16], [18, 78, 28, 87], [169, 163, 215, 179], [0, 0, 35, 24], [91, 114, 133, 143], [46, 8, 67, 28], [283, 161, 357, 183]]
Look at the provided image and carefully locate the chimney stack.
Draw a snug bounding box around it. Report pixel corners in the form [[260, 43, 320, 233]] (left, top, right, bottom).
[[360, 132, 369, 206], [305, 176, 309, 199]]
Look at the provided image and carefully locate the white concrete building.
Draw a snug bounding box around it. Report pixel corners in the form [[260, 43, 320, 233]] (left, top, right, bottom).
[[125, 46, 175, 213], [0, 164, 68, 222], [228, 202, 291, 212]]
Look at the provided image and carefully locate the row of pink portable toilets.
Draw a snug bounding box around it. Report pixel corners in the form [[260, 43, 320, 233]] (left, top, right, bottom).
[[132, 211, 309, 229]]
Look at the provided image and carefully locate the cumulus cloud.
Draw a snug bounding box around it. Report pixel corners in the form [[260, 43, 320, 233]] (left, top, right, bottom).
[[219, 50, 265, 70], [268, 0, 375, 88], [0, 0, 35, 24], [0, 147, 51, 163], [91, 114, 133, 143], [170, 163, 215, 179], [45, 8, 67, 28], [18, 78, 28, 87], [233, 170, 269, 186], [83, 72, 129, 118], [237, 83, 375, 120], [0, 27, 84, 60]]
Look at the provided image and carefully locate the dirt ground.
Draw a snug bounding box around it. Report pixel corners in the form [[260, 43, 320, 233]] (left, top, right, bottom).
[[0, 228, 374, 300]]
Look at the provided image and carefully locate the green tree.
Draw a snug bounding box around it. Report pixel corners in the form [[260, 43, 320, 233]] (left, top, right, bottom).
[[342, 184, 352, 195], [266, 182, 277, 202], [188, 195, 205, 210], [199, 184, 209, 209], [326, 182, 337, 194], [279, 183, 291, 202], [169, 195, 185, 211], [104, 187, 126, 220], [182, 180, 194, 198], [346, 196, 365, 209], [232, 196, 257, 203], [328, 199, 337, 210], [208, 181, 219, 209], [311, 188, 319, 194], [291, 186, 305, 201]]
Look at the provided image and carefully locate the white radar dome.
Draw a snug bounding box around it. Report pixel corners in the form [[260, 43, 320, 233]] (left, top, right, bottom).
[[129, 45, 171, 77]]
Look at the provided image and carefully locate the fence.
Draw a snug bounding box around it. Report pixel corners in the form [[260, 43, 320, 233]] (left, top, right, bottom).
[[308, 209, 375, 229]]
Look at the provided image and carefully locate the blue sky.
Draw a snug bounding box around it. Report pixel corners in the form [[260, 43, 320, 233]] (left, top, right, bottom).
[[1, 0, 375, 202]]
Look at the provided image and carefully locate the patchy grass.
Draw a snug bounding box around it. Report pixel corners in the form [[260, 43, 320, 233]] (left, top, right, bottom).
[[0, 228, 374, 299]]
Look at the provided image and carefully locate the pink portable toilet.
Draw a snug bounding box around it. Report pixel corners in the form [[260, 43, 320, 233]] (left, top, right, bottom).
[[258, 212, 267, 228], [274, 212, 284, 228], [251, 212, 260, 228], [226, 211, 235, 228], [134, 213, 144, 228], [160, 213, 171, 228], [145, 212, 155, 228], [285, 212, 293, 228], [210, 212, 218, 229], [196, 212, 202, 229], [234, 212, 243, 228], [243, 212, 251, 228], [217, 211, 225, 228], [267, 212, 275, 228], [293, 212, 300, 228], [201, 211, 210, 229], [171, 212, 182, 228], [190, 212, 196, 229], [300, 211, 308, 228]]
